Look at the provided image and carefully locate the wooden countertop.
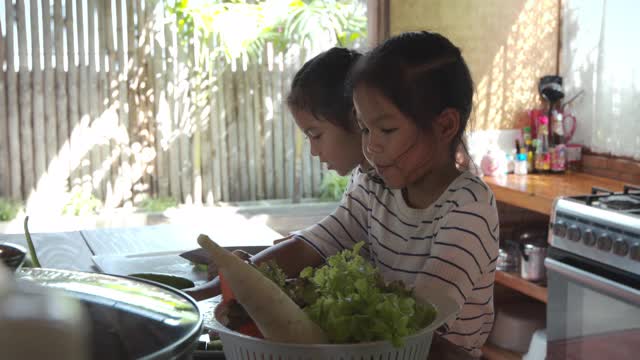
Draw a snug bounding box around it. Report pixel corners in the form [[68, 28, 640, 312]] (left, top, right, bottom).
[[484, 172, 631, 215]]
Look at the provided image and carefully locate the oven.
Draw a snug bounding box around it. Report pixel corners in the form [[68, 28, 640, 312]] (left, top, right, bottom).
[[546, 250, 640, 359], [546, 185, 640, 360]]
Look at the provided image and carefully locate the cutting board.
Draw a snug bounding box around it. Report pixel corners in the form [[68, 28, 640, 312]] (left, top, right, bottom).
[[92, 250, 209, 285]]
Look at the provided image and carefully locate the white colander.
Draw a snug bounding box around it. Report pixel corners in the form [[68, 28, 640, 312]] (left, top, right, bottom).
[[208, 293, 459, 360]]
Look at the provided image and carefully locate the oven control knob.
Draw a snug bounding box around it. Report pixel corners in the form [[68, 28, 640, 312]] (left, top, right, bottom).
[[567, 225, 581, 242], [553, 221, 567, 238], [630, 243, 640, 262], [583, 229, 596, 247], [613, 238, 629, 256], [597, 234, 612, 252]]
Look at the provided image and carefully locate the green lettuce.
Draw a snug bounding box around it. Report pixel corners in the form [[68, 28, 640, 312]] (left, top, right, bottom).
[[299, 242, 436, 347]]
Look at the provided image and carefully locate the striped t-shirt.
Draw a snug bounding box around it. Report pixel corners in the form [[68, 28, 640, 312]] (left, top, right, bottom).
[[294, 169, 499, 357]]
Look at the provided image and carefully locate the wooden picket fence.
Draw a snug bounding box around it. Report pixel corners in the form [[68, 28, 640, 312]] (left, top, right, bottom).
[[0, 0, 330, 211]]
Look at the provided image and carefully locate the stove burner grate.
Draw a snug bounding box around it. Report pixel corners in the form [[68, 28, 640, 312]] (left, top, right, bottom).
[[596, 195, 640, 211]]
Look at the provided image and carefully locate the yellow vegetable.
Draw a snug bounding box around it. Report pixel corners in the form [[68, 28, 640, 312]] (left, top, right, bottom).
[[197, 234, 327, 344]]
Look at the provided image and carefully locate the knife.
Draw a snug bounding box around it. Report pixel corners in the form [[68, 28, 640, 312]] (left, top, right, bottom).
[[179, 235, 291, 265], [179, 248, 213, 265]]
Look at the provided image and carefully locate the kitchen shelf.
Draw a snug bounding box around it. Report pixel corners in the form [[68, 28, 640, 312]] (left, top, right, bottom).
[[484, 173, 629, 216], [482, 343, 523, 360], [495, 270, 547, 304]]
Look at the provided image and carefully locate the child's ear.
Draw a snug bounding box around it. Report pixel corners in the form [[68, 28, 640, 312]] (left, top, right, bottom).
[[434, 108, 460, 143]]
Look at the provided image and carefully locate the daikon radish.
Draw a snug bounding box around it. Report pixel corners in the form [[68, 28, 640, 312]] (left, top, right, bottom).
[[197, 234, 327, 344]]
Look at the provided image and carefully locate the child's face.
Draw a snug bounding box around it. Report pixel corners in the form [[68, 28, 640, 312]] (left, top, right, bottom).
[[353, 85, 450, 189], [291, 109, 364, 176]]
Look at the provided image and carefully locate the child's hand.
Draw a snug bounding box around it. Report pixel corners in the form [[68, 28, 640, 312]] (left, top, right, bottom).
[[207, 249, 252, 280], [183, 249, 253, 301]]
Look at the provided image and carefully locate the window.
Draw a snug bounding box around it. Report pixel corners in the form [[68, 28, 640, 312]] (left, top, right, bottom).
[[561, 0, 640, 160]]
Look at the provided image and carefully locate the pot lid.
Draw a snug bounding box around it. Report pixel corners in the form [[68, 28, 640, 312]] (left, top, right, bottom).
[[17, 268, 202, 360]]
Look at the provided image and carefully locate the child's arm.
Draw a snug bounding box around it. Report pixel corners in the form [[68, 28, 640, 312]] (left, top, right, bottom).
[[184, 237, 324, 300], [186, 172, 372, 301], [414, 202, 499, 310]]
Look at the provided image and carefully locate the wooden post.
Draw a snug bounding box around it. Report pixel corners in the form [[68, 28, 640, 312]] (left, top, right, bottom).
[[42, 0, 58, 172], [126, 0, 139, 202], [225, 57, 239, 201], [16, 0, 34, 199], [199, 40, 214, 206], [283, 52, 296, 201], [141, 0, 155, 198], [53, 0, 69, 196], [30, 0, 46, 192], [251, 60, 264, 200], [177, 30, 192, 204], [0, 9, 10, 197], [245, 56, 257, 201], [86, 0, 102, 198], [166, 15, 180, 202], [236, 55, 249, 200], [5, 0, 21, 200], [76, 0, 92, 189], [216, 56, 229, 202], [288, 47, 306, 203], [104, 0, 119, 203], [302, 135, 312, 197], [116, 0, 132, 205], [208, 38, 221, 204], [96, 0, 110, 198], [313, 155, 322, 198], [263, 44, 274, 199], [135, 0, 153, 200], [191, 35, 202, 205], [273, 51, 284, 199], [153, 0, 169, 198], [66, 0, 81, 191]]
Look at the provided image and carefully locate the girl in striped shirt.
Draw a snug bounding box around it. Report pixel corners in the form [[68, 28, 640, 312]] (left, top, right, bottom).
[[295, 32, 499, 358], [193, 32, 498, 359], [287, 47, 368, 177], [185, 47, 368, 298]]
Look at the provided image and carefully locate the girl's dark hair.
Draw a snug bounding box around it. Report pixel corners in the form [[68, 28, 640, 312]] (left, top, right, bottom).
[[287, 47, 362, 131], [350, 31, 474, 158]]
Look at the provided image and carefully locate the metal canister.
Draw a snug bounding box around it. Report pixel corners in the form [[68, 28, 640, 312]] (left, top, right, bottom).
[[520, 243, 547, 282]]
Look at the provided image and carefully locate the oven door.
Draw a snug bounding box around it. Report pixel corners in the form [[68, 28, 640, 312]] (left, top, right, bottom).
[[545, 254, 640, 360]]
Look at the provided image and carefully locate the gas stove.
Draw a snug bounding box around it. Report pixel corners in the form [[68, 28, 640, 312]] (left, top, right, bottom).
[[550, 184, 640, 277]]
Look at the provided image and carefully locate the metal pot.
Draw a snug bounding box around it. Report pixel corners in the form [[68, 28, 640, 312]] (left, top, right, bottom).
[[519, 243, 547, 282], [497, 240, 520, 272]]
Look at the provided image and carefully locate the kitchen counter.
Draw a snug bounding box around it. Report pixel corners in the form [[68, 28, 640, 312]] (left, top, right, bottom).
[[0, 221, 280, 271], [484, 172, 631, 215]]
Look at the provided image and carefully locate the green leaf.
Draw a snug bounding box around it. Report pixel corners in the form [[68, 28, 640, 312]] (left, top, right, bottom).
[[299, 242, 436, 346]]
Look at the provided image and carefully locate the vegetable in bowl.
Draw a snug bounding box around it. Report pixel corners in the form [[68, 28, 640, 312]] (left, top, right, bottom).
[[294, 242, 436, 347], [201, 233, 436, 348]]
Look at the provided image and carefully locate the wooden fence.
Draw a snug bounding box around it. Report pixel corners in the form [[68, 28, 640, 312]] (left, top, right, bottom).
[[0, 0, 330, 212]]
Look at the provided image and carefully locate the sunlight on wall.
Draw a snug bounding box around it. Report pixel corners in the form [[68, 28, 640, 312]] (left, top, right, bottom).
[[391, 0, 559, 131]]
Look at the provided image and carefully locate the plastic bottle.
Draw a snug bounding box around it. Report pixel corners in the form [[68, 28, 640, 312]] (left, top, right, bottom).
[[549, 109, 567, 173], [523, 127, 534, 172], [514, 153, 528, 175], [535, 117, 551, 173]]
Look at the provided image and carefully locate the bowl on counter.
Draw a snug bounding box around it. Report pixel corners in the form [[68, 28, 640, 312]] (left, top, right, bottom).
[[207, 293, 460, 360]]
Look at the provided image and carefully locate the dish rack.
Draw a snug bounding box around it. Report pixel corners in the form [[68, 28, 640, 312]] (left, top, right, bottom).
[[208, 293, 459, 360]]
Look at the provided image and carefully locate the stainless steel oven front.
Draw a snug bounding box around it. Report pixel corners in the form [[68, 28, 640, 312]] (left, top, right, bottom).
[[545, 249, 640, 360]]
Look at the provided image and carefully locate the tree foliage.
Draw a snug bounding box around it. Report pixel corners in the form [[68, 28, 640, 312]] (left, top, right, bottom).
[[168, 0, 367, 61]]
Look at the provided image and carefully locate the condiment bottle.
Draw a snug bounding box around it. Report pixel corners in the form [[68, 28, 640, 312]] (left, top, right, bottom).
[[549, 109, 567, 173]]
